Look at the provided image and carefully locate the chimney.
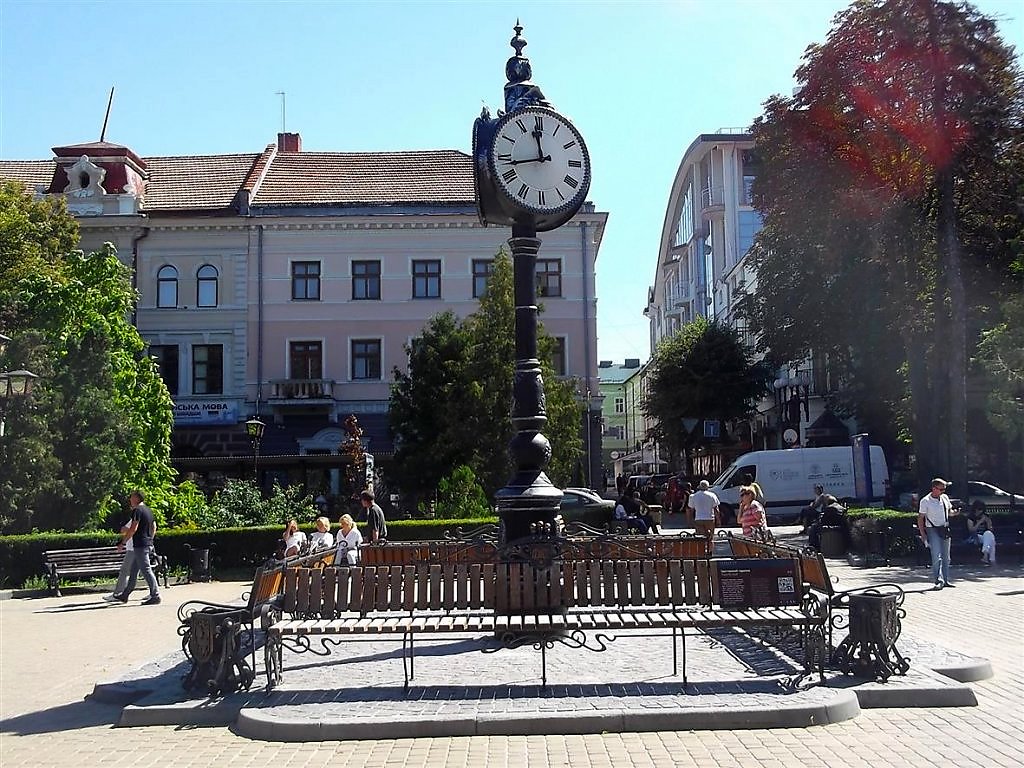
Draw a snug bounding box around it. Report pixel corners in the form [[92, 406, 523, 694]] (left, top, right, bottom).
[[624, 358, 641, 368], [277, 132, 301, 152]]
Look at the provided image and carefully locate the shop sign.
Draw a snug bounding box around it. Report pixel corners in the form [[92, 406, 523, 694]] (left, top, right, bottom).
[[173, 400, 238, 425]]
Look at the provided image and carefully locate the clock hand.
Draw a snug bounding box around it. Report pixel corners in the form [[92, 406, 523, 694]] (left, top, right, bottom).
[[532, 129, 547, 161], [509, 155, 551, 165]]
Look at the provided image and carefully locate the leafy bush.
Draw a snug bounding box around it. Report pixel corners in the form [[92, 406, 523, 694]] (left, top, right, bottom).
[[0, 516, 499, 588], [204, 480, 316, 529], [435, 465, 492, 519]]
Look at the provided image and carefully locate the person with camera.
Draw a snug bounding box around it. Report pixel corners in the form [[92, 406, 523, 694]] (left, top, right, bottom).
[[917, 477, 956, 589]]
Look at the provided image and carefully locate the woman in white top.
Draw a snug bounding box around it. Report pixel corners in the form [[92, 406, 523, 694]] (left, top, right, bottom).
[[282, 519, 307, 557], [336, 514, 363, 564], [309, 516, 334, 551]]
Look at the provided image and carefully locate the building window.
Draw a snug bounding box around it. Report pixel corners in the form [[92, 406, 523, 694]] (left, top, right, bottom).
[[291, 261, 321, 301], [289, 341, 323, 379], [738, 210, 763, 257], [472, 259, 494, 298], [157, 265, 178, 308], [352, 260, 381, 300], [352, 339, 382, 380], [614, 396, 625, 414], [536, 259, 562, 297], [150, 345, 179, 397], [412, 260, 441, 298], [550, 337, 567, 377], [192, 344, 223, 395], [196, 265, 218, 308]]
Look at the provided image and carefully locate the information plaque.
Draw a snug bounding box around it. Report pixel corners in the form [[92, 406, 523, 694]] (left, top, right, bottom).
[[714, 558, 800, 608]]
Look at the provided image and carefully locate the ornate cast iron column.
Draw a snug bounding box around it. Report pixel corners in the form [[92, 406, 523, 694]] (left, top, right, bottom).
[[494, 224, 563, 544]]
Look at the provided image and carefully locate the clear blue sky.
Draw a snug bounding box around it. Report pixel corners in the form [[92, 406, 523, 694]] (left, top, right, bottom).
[[2, 0, 1021, 365]]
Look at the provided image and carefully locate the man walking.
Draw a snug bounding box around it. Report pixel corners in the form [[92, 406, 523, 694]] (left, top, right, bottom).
[[116, 490, 161, 605], [918, 478, 955, 589], [687, 480, 720, 538]]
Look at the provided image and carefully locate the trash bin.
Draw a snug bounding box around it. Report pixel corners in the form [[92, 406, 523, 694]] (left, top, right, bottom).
[[184, 543, 212, 583], [820, 526, 846, 558]]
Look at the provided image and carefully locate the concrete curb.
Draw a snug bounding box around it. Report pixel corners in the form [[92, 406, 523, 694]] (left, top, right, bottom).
[[933, 659, 994, 683], [232, 689, 862, 742]]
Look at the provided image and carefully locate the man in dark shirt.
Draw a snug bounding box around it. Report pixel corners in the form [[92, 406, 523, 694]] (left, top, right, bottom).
[[115, 490, 161, 605], [360, 490, 388, 542]]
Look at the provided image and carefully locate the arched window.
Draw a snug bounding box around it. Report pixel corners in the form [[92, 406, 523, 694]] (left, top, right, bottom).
[[157, 265, 178, 308], [197, 265, 218, 308]]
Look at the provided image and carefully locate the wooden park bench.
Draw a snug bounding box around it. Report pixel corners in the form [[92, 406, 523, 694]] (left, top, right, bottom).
[[358, 531, 711, 567], [42, 546, 169, 597], [265, 549, 826, 690]]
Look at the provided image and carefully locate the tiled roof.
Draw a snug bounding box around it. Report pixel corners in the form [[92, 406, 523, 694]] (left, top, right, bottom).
[[0, 160, 53, 192], [0, 147, 476, 212], [142, 153, 260, 211], [252, 150, 474, 206]]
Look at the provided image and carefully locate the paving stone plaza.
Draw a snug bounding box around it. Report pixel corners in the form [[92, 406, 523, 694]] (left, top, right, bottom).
[[1, 522, 1021, 767]]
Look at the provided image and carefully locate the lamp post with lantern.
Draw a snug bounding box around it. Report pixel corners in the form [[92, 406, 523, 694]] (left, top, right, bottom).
[[773, 371, 811, 448], [0, 333, 40, 438], [244, 416, 266, 487]]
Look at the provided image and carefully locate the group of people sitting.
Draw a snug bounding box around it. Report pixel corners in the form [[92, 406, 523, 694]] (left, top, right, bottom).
[[613, 491, 661, 534], [272, 490, 388, 566]]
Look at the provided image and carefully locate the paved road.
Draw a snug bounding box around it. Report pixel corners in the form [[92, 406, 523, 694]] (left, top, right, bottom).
[[1, 530, 1021, 767]]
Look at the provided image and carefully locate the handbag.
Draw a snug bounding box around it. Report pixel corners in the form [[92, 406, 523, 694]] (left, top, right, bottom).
[[934, 525, 951, 540]]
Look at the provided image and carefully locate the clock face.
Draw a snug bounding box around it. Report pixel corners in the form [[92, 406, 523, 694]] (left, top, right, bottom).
[[489, 106, 590, 216]]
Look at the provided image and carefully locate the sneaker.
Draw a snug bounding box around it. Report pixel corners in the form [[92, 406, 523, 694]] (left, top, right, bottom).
[[141, 596, 162, 606], [102, 593, 120, 602], [944, 582, 956, 588], [934, 581, 944, 590], [112, 592, 129, 603]]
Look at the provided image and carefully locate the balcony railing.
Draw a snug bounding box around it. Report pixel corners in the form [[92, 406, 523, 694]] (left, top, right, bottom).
[[700, 185, 725, 212], [268, 378, 335, 402]]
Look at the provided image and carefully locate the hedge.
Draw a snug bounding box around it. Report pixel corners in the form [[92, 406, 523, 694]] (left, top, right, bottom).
[[848, 508, 1024, 559], [0, 517, 498, 589]]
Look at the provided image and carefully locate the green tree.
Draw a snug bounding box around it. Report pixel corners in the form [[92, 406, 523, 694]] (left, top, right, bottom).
[[0, 183, 175, 533], [743, 0, 1023, 486], [389, 250, 583, 500], [643, 317, 772, 464], [976, 294, 1024, 463], [434, 465, 492, 519]]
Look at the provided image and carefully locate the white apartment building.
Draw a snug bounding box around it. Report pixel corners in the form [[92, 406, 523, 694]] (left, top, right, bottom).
[[645, 131, 846, 473], [648, 130, 760, 345], [1, 132, 608, 495]]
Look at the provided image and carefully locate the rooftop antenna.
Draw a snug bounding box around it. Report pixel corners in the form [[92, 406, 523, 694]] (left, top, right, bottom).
[[99, 86, 115, 142], [275, 91, 286, 132]]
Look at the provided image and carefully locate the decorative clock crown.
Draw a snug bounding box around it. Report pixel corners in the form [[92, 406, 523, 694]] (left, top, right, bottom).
[[504, 21, 551, 114]]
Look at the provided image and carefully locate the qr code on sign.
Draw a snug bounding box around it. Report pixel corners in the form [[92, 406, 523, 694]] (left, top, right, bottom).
[[778, 576, 795, 593]]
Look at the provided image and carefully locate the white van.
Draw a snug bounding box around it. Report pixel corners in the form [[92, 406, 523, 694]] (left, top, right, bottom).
[[709, 446, 888, 523]]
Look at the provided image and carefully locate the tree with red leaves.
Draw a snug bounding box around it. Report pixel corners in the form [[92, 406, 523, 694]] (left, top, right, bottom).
[[742, 0, 1023, 490]]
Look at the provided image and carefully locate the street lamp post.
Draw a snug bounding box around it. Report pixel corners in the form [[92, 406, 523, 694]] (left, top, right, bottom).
[[244, 416, 265, 487], [0, 333, 40, 438]]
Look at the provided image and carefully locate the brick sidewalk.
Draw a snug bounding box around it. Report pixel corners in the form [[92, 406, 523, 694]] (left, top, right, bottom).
[[2, 546, 1022, 767]]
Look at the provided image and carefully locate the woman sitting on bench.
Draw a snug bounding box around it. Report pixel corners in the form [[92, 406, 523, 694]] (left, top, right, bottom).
[[965, 500, 996, 566]]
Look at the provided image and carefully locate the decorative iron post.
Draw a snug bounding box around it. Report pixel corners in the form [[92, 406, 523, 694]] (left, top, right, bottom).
[[471, 23, 592, 547]]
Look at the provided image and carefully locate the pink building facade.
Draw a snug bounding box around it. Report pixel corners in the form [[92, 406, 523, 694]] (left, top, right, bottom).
[[1, 133, 608, 496]]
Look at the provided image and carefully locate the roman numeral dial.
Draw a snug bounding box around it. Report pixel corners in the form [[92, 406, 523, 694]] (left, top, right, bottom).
[[490, 107, 590, 216]]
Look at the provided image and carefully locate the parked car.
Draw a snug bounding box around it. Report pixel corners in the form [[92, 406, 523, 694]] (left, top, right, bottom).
[[900, 481, 1023, 512], [950, 481, 1024, 511], [559, 487, 614, 524]]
